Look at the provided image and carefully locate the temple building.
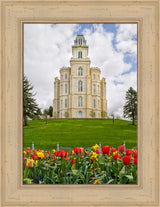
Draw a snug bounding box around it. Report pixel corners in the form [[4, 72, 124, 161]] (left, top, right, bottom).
[[53, 35, 107, 118]]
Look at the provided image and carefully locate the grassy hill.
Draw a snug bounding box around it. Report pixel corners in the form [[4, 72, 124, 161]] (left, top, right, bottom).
[[23, 119, 137, 151]]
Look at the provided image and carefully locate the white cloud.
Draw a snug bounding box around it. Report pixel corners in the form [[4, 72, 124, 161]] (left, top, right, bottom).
[[24, 23, 137, 117], [115, 24, 137, 55], [24, 24, 79, 110]]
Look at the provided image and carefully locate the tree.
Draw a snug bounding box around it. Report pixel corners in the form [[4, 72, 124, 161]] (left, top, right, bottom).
[[123, 87, 137, 125], [37, 108, 42, 116], [23, 75, 40, 126], [43, 109, 49, 125], [48, 106, 53, 117]]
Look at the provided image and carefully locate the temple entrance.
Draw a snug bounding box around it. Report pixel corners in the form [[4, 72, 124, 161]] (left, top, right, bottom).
[[78, 111, 83, 118]]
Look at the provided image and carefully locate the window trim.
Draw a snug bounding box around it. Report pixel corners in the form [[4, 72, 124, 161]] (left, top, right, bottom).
[[78, 96, 83, 107], [65, 84, 68, 93], [78, 67, 83, 76], [78, 80, 83, 92], [78, 51, 82, 59]]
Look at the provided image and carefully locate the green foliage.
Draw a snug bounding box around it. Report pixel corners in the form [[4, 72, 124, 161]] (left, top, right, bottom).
[[43, 109, 49, 115], [48, 106, 53, 117], [23, 75, 40, 126], [23, 148, 137, 184], [23, 119, 137, 150], [123, 87, 137, 125]]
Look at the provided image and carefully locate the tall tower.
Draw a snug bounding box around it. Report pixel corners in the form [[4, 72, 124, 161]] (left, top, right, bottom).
[[53, 35, 107, 119], [70, 35, 91, 118]]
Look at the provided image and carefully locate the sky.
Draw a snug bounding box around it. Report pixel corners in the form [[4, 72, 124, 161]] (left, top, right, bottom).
[[24, 23, 137, 118]]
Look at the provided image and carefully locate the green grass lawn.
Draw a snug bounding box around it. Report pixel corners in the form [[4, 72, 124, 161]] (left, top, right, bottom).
[[23, 119, 137, 151]]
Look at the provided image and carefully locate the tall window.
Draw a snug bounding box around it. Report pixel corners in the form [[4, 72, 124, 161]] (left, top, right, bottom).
[[78, 67, 83, 76], [65, 99, 67, 108], [79, 39, 82, 45], [78, 96, 83, 107], [65, 73, 67, 79], [93, 74, 96, 80], [65, 84, 67, 93], [78, 111, 83, 118], [93, 99, 96, 108], [78, 51, 82, 58], [78, 81, 83, 92], [93, 84, 96, 94]]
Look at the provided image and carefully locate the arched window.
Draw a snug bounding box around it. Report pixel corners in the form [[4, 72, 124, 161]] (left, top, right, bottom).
[[93, 84, 96, 94], [65, 84, 68, 93], [65, 99, 67, 108], [93, 99, 96, 108], [78, 81, 83, 92], [78, 51, 82, 58], [93, 74, 96, 80], [78, 96, 83, 107], [78, 67, 83, 76], [65, 73, 67, 79], [79, 39, 82, 45]]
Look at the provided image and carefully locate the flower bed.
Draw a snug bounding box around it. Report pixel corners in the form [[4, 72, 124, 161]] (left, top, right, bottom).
[[23, 144, 137, 184]]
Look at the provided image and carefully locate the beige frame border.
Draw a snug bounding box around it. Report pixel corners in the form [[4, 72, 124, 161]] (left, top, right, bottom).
[[0, 0, 159, 206]]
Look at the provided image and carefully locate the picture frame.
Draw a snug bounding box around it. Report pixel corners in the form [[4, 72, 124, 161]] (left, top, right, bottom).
[[0, 0, 159, 206]]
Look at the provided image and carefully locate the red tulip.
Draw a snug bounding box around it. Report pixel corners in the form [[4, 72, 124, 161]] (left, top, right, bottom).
[[132, 148, 137, 154], [126, 149, 132, 156], [32, 155, 38, 160], [95, 148, 100, 154], [23, 158, 26, 164], [134, 157, 137, 165], [102, 145, 110, 154], [90, 158, 94, 163], [89, 174, 95, 181], [26, 150, 31, 154], [118, 145, 125, 152], [123, 156, 131, 165], [134, 153, 137, 158], [111, 147, 116, 152], [58, 150, 68, 157], [54, 151, 59, 156], [66, 157, 70, 161], [114, 154, 121, 160], [71, 158, 76, 164], [74, 147, 84, 154]]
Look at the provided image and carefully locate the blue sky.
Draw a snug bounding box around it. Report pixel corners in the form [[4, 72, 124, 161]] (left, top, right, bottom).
[[77, 23, 137, 74], [24, 23, 137, 117]]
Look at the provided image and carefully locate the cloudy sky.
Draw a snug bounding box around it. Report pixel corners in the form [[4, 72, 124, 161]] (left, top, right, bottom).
[[24, 23, 137, 118]]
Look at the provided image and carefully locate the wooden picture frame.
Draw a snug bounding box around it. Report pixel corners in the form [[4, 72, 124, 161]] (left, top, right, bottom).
[[0, 0, 159, 206]]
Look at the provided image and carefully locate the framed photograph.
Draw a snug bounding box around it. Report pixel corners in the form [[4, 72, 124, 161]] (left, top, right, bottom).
[[0, 0, 159, 206], [23, 23, 137, 185]]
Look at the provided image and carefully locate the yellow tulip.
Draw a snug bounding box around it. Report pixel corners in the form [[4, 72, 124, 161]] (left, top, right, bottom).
[[26, 159, 34, 167], [37, 151, 44, 159], [93, 179, 99, 184]]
